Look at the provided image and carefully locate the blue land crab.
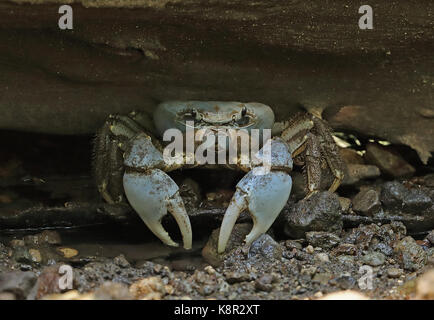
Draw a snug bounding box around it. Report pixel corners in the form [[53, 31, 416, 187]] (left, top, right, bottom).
[[94, 101, 345, 253]]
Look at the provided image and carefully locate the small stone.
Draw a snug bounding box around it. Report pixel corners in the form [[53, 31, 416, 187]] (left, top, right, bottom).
[[129, 276, 166, 300], [381, 181, 407, 210], [339, 197, 352, 213], [371, 242, 394, 256], [312, 272, 332, 285], [284, 191, 342, 238], [314, 253, 330, 264], [352, 188, 382, 216], [224, 271, 251, 284], [13, 247, 35, 264], [56, 247, 78, 259], [342, 164, 381, 185], [255, 274, 273, 292], [305, 245, 314, 254], [387, 268, 403, 278], [94, 282, 132, 300], [362, 251, 386, 266], [337, 255, 355, 265], [248, 234, 283, 260], [204, 266, 216, 275], [306, 231, 341, 249], [284, 240, 303, 250], [330, 274, 356, 290], [28, 249, 42, 263], [300, 266, 317, 276], [365, 142, 415, 178], [200, 285, 214, 296], [333, 244, 358, 256], [394, 236, 427, 271], [0, 271, 37, 300], [340, 148, 364, 165], [403, 188, 432, 212], [113, 254, 130, 268]]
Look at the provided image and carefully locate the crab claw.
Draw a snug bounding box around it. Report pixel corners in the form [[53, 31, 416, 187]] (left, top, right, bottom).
[[217, 168, 292, 253], [123, 169, 192, 249]]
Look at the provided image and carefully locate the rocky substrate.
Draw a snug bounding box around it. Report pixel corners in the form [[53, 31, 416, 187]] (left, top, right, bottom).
[[0, 191, 433, 300], [1, 131, 434, 300]]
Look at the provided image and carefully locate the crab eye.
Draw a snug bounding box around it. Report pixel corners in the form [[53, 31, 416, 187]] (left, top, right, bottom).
[[182, 109, 202, 124], [241, 106, 247, 117]]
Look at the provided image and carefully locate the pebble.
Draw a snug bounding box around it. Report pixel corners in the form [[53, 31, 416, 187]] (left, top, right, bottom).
[[337, 255, 356, 265], [305, 245, 314, 254], [333, 244, 358, 256], [381, 181, 432, 213], [56, 247, 78, 259], [284, 240, 303, 250], [13, 247, 36, 264], [386, 268, 403, 278], [248, 234, 283, 260], [224, 271, 251, 284], [338, 197, 352, 213], [113, 254, 130, 268], [339, 148, 364, 165], [129, 276, 166, 300], [0, 271, 37, 300], [314, 253, 330, 264], [306, 231, 341, 249], [394, 236, 427, 271], [342, 164, 381, 185], [362, 251, 386, 266], [28, 249, 42, 263], [352, 188, 382, 216], [93, 282, 132, 300], [204, 266, 216, 275], [330, 274, 356, 290], [284, 191, 343, 238], [312, 272, 332, 285], [365, 142, 415, 178], [255, 274, 273, 292]]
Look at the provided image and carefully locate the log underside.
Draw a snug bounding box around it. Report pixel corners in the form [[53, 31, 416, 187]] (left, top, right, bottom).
[[0, 0, 433, 162]]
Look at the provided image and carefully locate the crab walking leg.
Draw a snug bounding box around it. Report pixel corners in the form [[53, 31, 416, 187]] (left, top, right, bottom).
[[218, 169, 292, 253], [123, 169, 192, 249]]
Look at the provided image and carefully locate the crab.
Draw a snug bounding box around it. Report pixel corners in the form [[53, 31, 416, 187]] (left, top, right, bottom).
[[94, 101, 345, 253]]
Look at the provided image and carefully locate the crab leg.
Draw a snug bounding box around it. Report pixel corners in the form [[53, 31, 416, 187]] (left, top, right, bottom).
[[122, 133, 192, 249], [218, 169, 292, 253], [123, 169, 192, 249], [218, 138, 294, 253]]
